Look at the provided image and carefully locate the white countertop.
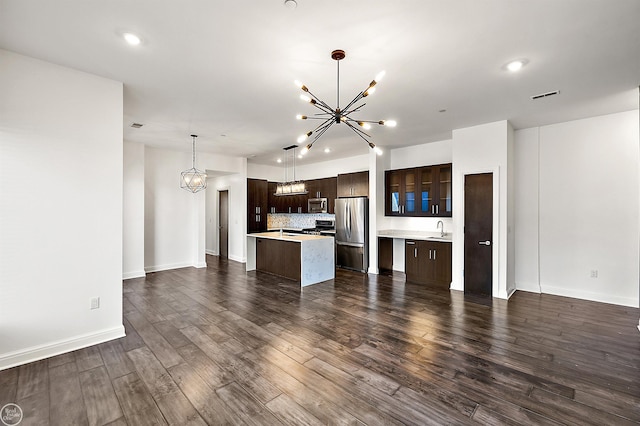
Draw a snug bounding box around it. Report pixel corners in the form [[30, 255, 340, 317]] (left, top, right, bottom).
[[267, 227, 305, 232], [248, 231, 333, 242], [377, 229, 452, 242]]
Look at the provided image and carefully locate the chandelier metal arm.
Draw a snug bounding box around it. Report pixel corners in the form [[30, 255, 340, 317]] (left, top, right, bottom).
[[313, 120, 335, 142], [304, 115, 334, 120], [344, 121, 372, 140], [341, 103, 367, 117], [308, 100, 335, 115], [341, 91, 366, 113], [305, 89, 335, 112]]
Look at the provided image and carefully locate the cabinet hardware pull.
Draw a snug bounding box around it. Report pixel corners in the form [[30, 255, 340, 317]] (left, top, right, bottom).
[[414, 248, 417, 258], [433, 249, 437, 260], [406, 241, 415, 245], [478, 240, 491, 246]]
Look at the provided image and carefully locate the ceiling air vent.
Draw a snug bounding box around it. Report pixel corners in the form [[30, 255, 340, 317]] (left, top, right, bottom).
[[130, 122, 144, 128], [531, 90, 560, 100]]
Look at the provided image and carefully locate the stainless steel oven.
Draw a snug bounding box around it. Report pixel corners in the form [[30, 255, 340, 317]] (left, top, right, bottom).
[[307, 198, 328, 213]]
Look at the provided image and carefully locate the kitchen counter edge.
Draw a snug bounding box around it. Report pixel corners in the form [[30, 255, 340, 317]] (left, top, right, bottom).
[[377, 229, 452, 242]]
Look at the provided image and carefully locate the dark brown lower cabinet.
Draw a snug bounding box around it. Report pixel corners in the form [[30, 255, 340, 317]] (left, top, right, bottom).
[[378, 237, 393, 272], [256, 238, 301, 281], [405, 240, 451, 287]]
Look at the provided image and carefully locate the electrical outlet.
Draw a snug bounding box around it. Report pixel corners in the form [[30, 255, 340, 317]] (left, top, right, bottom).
[[590, 270, 598, 278], [90, 297, 100, 310]]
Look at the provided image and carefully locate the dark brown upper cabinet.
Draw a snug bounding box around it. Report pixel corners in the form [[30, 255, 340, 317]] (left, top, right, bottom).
[[337, 171, 369, 198], [385, 163, 452, 217]]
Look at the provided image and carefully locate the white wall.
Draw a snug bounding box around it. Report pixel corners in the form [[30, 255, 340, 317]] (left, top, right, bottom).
[[452, 121, 512, 298], [249, 154, 369, 182], [141, 147, 246, 272], [144, 147, 199, 272], [514, 128, 540, 292], [123, 141, 145, 279], [247, 162, 282, 181], [0, 50, 124, 369], [515, 111, 639, 307]]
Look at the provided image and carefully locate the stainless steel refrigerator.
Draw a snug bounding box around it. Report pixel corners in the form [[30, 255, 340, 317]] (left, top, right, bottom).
[[335, 197, 368, 272]]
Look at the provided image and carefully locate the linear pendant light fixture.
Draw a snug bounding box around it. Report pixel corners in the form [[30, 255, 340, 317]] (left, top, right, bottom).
[[274, 145, 307, 196], [180, 134, 207, 193], [295, 49, 396, 156]]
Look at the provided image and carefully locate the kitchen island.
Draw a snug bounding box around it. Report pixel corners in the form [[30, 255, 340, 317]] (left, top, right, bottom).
[[246, 231, 334, 287]]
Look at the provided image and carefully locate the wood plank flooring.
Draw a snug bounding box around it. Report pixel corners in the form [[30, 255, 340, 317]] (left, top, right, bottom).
[[1, 255, 639, 425]]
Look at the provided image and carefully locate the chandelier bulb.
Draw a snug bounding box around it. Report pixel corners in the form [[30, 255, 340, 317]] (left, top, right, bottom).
[[301, 144, 312, 155], [368, 142, 383, 155], [297, 131, 312, 143], [358, 121, 372, 130], [379, 120, 397, 127], [294, 80, 308, 92], [375, 70, 386, 83], [296, 114, 307, 120], [299, 94, 316, 105], [363, 86, 376, 97]]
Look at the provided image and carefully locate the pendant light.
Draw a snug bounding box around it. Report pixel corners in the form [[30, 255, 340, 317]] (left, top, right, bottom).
[[274, 145, 307, 196], [180, 134, 207, 193]]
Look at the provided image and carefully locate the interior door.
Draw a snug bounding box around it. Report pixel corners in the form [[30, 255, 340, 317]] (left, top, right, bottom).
[[464, 173, 493, 296], [219, 190, 229, 258]]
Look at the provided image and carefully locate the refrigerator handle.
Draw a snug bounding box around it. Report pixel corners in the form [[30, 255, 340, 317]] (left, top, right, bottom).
[[346, 202, 351, 239]]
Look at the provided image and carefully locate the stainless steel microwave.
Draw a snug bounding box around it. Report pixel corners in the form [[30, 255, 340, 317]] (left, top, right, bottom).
[[308, 198, 328, 213]]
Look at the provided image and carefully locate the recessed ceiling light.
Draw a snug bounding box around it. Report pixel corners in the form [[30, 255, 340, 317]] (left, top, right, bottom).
[[324, 147, 331, 153], [123, 33, 141, 46], [277, 158, 282, 163], [504, 58, 529, 72], [284, 0, 297, 9]]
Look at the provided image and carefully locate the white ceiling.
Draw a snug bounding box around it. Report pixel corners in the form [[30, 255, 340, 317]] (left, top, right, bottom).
[[1, 0, 638, 165]]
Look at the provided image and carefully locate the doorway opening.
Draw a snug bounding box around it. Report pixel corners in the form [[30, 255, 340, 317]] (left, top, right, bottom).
[[219, 190, 229, 259]]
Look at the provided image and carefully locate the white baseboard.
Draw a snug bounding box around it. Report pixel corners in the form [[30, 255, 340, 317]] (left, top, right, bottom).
[[205, 249, 218, 256], [229, 254, 245, 263], [541, 284, 639, 308], [122, 270, 146, 280], [145, 262, 193, 273], [195, 262, 207, 269], [0, 325, 125, 371]]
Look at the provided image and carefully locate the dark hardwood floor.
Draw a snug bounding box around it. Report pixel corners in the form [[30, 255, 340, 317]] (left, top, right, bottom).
[[2, 255, 639, 425]]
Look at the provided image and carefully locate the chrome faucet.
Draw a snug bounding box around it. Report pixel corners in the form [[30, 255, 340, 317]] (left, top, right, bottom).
[[437, 220, 444, 237]]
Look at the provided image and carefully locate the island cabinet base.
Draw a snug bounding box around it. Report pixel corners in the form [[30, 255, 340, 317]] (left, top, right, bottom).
[[246, 232, 335, 287], [256, 238, 301, 281]]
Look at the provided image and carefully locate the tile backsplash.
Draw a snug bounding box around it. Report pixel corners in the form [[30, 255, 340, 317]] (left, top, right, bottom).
[[268, 213, 335, 230]]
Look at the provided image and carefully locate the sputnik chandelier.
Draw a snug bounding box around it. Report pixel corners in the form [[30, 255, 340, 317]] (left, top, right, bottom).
[[180, 134, 207, 193], [295, 49, 396, 156]]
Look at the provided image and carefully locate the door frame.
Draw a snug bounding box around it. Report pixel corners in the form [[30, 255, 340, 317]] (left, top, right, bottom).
[[459, 166, 502, 298], [217, 187, 230, 258]]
